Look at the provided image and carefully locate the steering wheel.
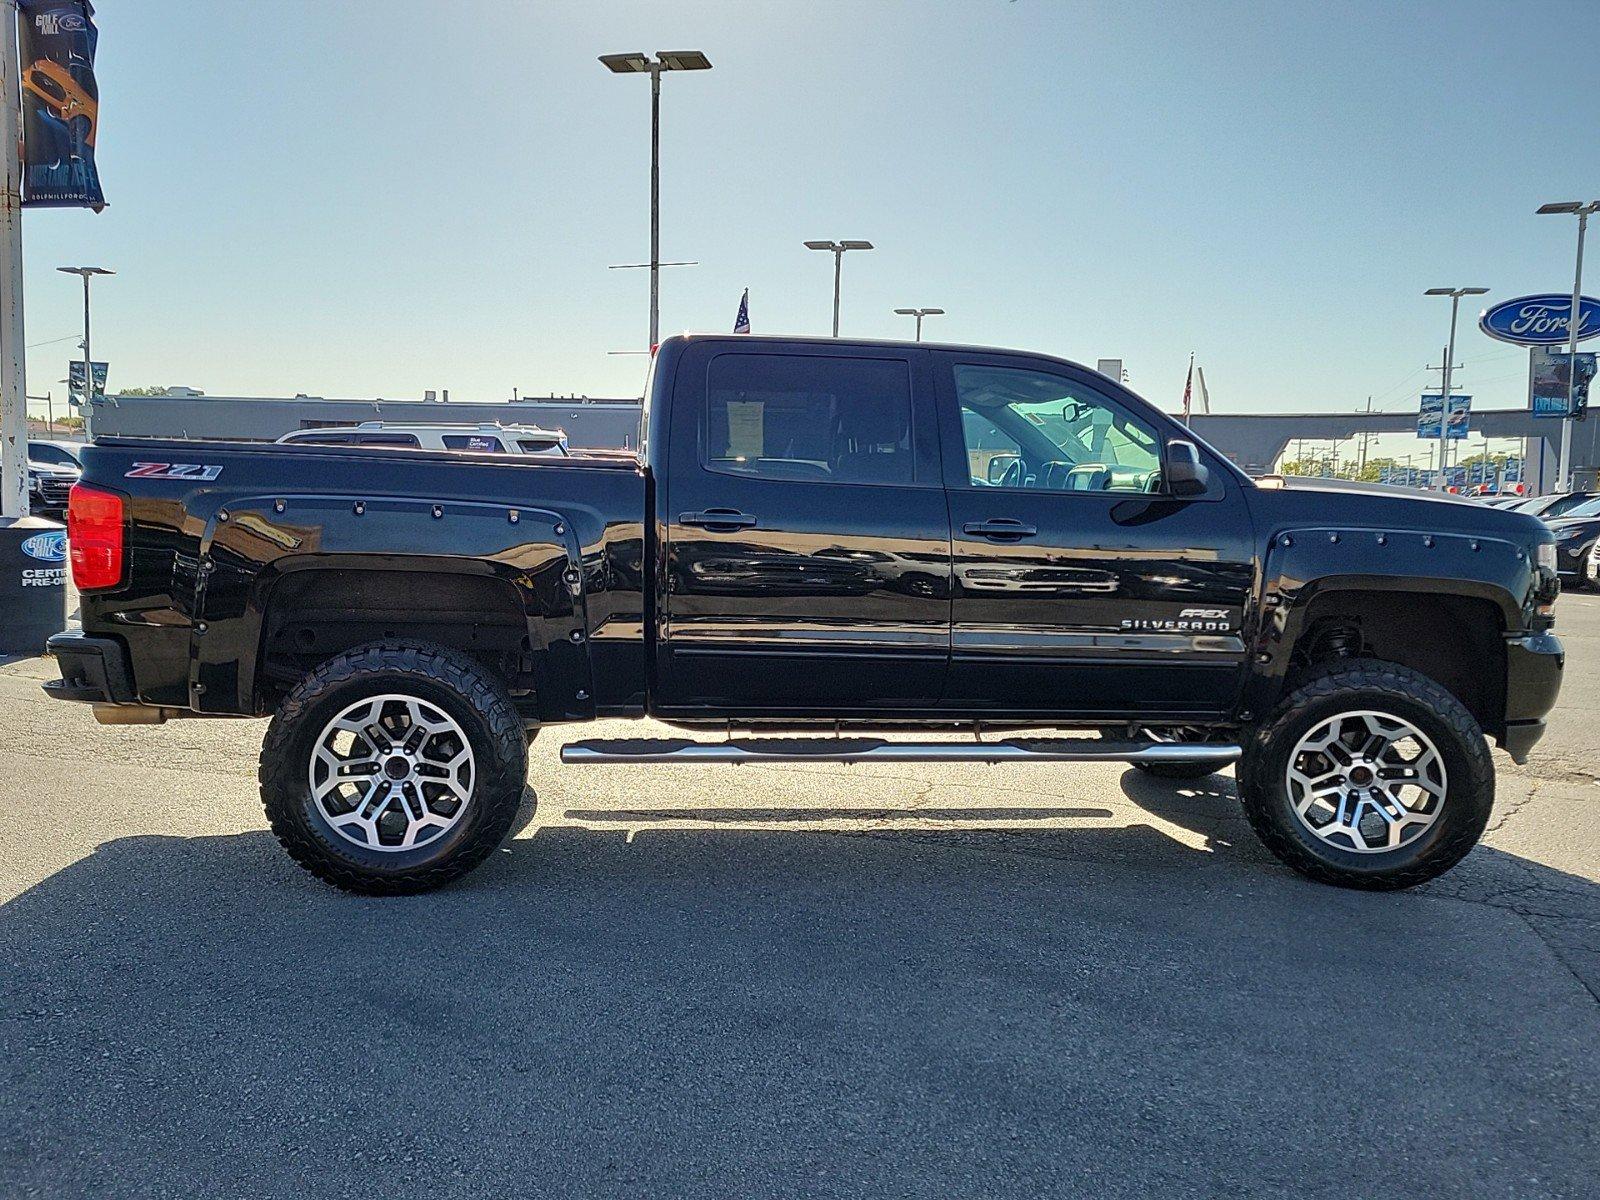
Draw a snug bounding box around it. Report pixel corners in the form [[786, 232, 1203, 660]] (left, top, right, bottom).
[[999, 457, 1025, 489]]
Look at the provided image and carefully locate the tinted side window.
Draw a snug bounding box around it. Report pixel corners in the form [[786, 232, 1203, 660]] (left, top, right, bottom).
[[442, 434, 505, 453], [705, 353, 914, 485], [955, 364, 1161, 493]]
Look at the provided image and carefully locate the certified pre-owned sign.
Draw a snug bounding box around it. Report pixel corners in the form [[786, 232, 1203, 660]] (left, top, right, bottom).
[[19, 530, 67, 588], [1479, 294, 1600, 346]]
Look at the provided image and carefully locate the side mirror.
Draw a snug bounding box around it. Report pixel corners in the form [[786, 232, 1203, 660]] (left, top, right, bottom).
[[986, 453, 1021, 485], [1165, 439, 1210, 497]]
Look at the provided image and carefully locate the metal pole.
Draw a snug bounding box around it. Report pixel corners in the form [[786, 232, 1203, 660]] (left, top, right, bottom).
[[649, 64, 661, 350], [45, 390, 52, 436], [81, 273, 93, 407], [914, 312, 923, 341], [1557, 210, 1587, 491], [0, 2, 27, 521], [1437, 303, 1460, 492], [831, 249, 842, 337]]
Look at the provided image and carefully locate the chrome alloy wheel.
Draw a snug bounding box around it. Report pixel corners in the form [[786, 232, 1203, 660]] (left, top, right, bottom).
[[308, 694, 475, 852], [1284, 710, 1447, 855]]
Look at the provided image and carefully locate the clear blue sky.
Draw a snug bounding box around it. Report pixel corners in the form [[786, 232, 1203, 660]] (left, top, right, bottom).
[[20, 0, 1600, 458]]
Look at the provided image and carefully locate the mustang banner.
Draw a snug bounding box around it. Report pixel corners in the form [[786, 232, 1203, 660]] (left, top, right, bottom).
[[17, 1, 105, 209]]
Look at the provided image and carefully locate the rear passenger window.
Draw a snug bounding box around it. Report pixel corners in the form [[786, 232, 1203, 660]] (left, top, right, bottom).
[[705, 353, 913, 485], [442, 435, 505, 453]]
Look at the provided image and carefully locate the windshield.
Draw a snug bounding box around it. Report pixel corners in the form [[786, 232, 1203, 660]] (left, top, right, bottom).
[[28, 443, 79, 467], [1559, 497, 1600, 520]]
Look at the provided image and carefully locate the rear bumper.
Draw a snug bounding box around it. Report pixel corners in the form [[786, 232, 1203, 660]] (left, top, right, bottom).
[[42, 632, 137, 705], [1499, 631, 1564, 763]]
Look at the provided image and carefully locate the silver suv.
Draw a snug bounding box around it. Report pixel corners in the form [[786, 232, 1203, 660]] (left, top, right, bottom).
[[275, 421, 569, 456]]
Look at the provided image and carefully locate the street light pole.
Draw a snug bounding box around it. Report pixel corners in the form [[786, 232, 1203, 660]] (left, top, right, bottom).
[[650, 62, 660, 350], [0, 11, 25, 521], [57, 266, 113, 408], [600, 51, 712, 350], [805, 241, 874, 336], [1536, 201, 1599, 491], [893, 307, 944, 341], [1424, 286, 1488, 491]]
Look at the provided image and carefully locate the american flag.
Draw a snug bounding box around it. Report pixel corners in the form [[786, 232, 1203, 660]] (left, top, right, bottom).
[[1181, 352, 1194, 423], [733, 288, 751, 334]]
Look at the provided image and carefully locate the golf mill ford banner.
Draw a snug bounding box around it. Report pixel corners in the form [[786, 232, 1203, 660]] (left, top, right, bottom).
[[17, 0, 105, 209]]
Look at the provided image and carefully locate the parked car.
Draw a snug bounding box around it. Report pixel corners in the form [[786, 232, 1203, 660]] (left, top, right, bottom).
[[47, 334, 1563, 895], [276, 421, 570, 456], [1511, 491, 1598, 521], [26, 438, 82, 515], [1544, 497, 1600, 590]]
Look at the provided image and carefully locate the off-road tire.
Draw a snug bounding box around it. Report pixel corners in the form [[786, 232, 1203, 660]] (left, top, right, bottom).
[[260, 640, 528, 895], [1239, 660, 1493, 890]]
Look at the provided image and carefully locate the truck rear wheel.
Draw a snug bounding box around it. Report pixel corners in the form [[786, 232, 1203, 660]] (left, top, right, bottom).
[[1239, 661, 1493, 889], [259, 641, 528, 895]]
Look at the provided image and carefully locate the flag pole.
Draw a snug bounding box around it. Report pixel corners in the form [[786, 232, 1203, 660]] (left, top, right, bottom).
[[1181, 352, 1194, 427]]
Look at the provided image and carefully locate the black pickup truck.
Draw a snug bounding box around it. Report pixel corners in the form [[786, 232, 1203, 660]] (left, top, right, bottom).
[[47, 335, 1564, 894]]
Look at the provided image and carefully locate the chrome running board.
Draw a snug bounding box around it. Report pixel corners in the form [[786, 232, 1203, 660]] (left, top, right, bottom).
[[560, 737, 1241, 766]]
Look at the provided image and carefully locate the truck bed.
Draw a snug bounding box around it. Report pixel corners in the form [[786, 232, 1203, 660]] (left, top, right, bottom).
[[67, 436, 650, 721]]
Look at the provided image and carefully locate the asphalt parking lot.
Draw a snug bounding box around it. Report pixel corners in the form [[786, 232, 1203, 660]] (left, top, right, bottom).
[[2, 597, 1597, 1198]]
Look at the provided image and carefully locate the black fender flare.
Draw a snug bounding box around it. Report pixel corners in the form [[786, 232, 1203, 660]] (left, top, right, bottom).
[[1240, 525, 1534, 720], [187, 493, 591, 719]]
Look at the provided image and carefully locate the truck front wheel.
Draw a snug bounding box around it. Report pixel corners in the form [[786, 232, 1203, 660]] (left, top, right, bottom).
[[1238, 661, 1493, 889], [259, 641, 528, 895]]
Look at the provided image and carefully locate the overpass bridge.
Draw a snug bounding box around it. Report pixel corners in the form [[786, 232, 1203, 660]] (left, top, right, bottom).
[[1186, 407, 1596, 491]]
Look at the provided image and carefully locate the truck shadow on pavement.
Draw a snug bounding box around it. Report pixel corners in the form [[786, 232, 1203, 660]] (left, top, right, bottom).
[[3, 777, 1600, 1199]]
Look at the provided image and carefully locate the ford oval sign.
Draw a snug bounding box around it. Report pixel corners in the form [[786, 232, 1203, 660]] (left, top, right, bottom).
[[1478, 293, 1600, 346], [20, 531, 67, 562]]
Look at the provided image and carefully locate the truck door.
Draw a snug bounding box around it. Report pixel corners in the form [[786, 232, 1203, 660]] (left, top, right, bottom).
[[656, 341, 951, 716], [935, 352, 1255, 718]]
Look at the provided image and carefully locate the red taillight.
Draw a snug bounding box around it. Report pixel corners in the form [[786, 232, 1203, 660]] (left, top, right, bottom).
[[66, 484, 125, 590]]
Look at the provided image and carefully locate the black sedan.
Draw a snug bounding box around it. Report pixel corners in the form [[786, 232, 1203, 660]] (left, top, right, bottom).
[[1546, 496, 1600, 590]]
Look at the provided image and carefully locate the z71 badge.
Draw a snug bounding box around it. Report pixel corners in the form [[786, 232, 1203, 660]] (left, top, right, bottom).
[[1120, 608, 1233, 632], [125, 462, 224, 481]]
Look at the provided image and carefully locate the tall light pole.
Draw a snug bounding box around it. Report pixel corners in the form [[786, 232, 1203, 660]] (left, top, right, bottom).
[[0, 13, 25, 521], [599, 51, 712, 350], [893, 307, 944, 341], [1424, 286, 1489, 491], [57, 266, 113, 408], [805, 240, 873, 336], [1536, 200, 1599, 492]]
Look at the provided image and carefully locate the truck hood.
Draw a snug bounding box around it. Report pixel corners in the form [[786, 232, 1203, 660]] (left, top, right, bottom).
[[1254, 474, 1483, 505], [1249, 476, 1552, 546]]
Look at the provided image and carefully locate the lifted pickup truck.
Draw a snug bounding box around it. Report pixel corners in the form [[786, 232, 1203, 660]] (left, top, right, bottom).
[[47, 335, 1564, 894]]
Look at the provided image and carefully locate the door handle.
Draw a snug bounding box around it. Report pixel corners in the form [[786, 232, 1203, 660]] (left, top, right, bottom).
[[680, 508, 758, 531], [963, 519, 1037, 540]]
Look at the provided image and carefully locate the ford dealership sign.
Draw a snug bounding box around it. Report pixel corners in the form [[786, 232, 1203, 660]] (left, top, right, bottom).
[[1478, 293, 1600, 346], [20, 531, 66, 562]]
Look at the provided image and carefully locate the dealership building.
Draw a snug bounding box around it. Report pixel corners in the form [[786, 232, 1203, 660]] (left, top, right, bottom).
[[84, 380, 1596, 492]]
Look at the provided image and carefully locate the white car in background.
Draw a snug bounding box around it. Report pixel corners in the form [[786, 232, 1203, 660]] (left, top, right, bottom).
[[275, 421, 569, 456]]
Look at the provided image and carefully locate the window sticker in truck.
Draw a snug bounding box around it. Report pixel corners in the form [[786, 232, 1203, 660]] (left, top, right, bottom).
[[124, 462, 224, 481]]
